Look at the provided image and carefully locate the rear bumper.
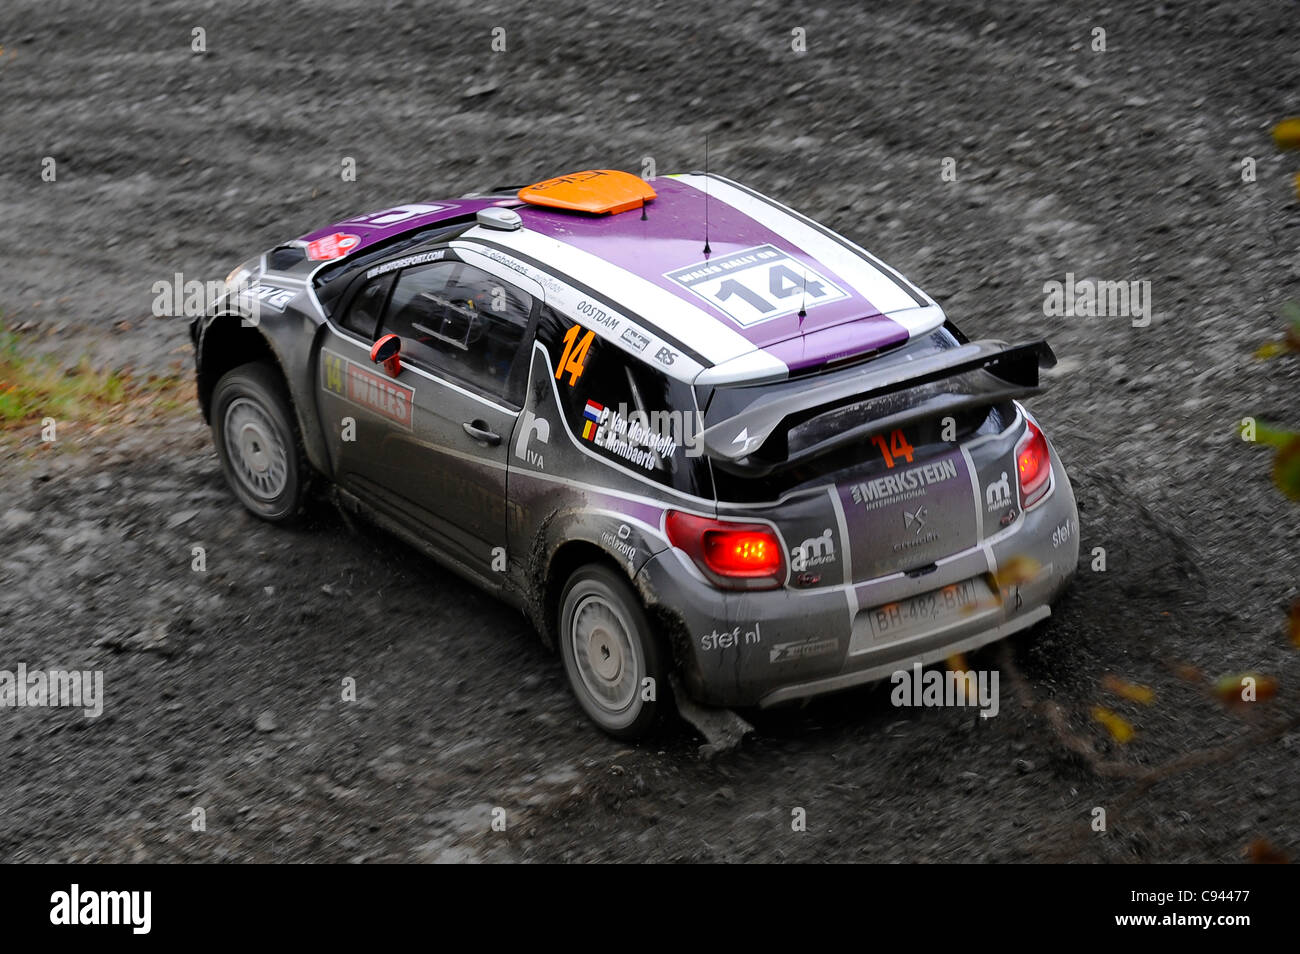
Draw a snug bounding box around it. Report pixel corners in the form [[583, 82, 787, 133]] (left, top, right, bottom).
[[638, 450, 1079, 708], [758, 604, 1048, 706]]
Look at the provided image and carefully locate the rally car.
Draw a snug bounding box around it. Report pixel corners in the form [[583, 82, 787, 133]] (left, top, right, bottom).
[[191, 169, 1079, 738]]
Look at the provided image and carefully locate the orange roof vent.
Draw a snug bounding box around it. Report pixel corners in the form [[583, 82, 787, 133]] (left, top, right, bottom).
[[518, 169, 656, 215]]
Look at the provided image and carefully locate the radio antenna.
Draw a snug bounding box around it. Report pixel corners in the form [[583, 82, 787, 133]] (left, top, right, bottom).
[[703, 133, 711, 256], [798, 266, 809, 320]]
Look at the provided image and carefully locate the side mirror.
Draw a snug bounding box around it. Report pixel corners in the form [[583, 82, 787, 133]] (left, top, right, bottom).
[[370, 333, 402, 377]]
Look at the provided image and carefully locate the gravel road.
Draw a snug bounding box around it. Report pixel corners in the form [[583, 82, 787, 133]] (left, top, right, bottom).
[[0, 0, 1297, 862]]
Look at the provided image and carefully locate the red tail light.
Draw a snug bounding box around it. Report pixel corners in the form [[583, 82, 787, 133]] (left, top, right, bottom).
[[1015, 419, 1052, 508], [665, 511, 785, 590]]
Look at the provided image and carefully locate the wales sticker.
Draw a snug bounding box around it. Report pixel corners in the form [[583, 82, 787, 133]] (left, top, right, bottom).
[[321, 349, 414, 430], [665, 244, 848, 327]]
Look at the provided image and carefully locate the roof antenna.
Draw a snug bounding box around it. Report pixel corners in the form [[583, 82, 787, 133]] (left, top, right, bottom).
[[703, 133, 711, 257], [798, 266, 809, 320], [640, 196, 648, 221]]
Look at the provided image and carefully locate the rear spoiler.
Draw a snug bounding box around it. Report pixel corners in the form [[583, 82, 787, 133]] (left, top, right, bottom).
[[701, 339, 1056, 471]]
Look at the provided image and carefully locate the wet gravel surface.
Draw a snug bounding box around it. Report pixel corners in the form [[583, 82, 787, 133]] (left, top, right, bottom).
[[1, 0, 1298, 862]]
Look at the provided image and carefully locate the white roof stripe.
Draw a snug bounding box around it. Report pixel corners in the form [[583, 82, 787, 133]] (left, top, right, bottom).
[[672, 174, 930, 318], [449, 238, 708, 383], [880, 303, 948, 339]]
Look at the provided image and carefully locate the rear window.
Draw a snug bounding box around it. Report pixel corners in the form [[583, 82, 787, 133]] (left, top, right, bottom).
[[701, 328, 1012, 503], [700, 327, 960, 426]]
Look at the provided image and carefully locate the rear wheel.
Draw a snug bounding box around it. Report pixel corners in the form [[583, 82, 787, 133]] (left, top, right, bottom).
[[211, 362, 307, 523], [558, 564, 667, 739]]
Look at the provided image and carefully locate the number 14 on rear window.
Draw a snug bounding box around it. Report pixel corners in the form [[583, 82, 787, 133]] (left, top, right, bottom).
[[871, 429, 915, 469]]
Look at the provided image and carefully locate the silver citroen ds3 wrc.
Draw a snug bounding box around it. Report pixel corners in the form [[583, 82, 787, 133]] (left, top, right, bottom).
[[192, 168, 1079, 738]]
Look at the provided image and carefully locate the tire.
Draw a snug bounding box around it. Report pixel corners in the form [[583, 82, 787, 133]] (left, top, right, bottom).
[[210, 362, 307, 523], [558, 564, 668, 739]]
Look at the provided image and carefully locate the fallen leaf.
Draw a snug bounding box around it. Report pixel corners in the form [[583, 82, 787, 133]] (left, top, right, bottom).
[[1212, 672, 1278, 707], [1102, 674, 1155, 705], [1173, 662, 1205, 683], [1273, 438, 1300, 501], [1091, 706, 1135, 744], [994, 555, 1041, 589], [1254, 421, 1296, 449], [1247, 838, 1289, 864]]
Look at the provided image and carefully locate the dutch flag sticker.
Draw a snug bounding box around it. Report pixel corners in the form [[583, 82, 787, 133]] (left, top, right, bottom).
[[582, 400, 603, 440]]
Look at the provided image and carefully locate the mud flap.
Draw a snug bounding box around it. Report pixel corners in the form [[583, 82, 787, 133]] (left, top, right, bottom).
[[670, 673, 754, 758]]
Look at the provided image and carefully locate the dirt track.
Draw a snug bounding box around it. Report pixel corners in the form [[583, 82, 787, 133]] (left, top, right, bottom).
[[1, 0, 1298, 862]]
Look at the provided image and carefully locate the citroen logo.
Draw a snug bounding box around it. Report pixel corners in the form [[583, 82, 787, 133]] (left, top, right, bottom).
[[904, 505, 928, 536]]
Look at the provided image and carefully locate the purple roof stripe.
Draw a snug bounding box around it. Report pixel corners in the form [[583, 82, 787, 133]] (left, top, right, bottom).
[[767, 314, 911, 374], [297, 199, 507, 255]]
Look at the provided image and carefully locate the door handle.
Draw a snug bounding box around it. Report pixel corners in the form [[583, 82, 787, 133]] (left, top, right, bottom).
[[462, 421, 502, 446]]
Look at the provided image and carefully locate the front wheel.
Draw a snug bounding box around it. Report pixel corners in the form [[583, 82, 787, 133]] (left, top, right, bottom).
[[558, 564, 668, 739], [210, 363, 307, 523]]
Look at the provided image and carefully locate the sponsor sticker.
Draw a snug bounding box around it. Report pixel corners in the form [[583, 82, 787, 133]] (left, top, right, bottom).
[[342, 204, 447, 228], [307, 232, 361, 260], [620, 326, 650, 351], [579, 399, 677, 471], [480, 247, 531, 278], [513, 409, 549, 468], [849, 457, 960, 510], [575, 298, 620, 332], [984, 470, 1014, 512], [321, 348, 414, 429], [251, 283, 295, 313], [790, 528, 836, 572], [839, 451, 976, 580], [600, 522, 638, 566], [365, 249, 446, 279], [769, 637, 839, 664], [895, 504, 940, 552], [700, 623, 762, 652]]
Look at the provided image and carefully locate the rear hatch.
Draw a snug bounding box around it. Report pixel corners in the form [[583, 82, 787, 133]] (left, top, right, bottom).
[[698, 328, 1052, 587]]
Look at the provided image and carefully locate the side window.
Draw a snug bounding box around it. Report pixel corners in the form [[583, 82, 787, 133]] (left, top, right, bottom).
[[383, 261, 533, 402], [341, 274, 393, 340]]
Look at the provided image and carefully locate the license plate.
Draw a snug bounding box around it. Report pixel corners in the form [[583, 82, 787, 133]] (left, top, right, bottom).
[[870, 579, 982, 641]]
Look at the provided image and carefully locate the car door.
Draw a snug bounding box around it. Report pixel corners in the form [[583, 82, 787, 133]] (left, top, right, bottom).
[[316, 248, 541, 576], [317, 268, 404, 498]]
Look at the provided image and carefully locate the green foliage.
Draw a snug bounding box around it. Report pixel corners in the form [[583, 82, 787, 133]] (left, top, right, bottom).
[[0, 327, 189, 430]]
